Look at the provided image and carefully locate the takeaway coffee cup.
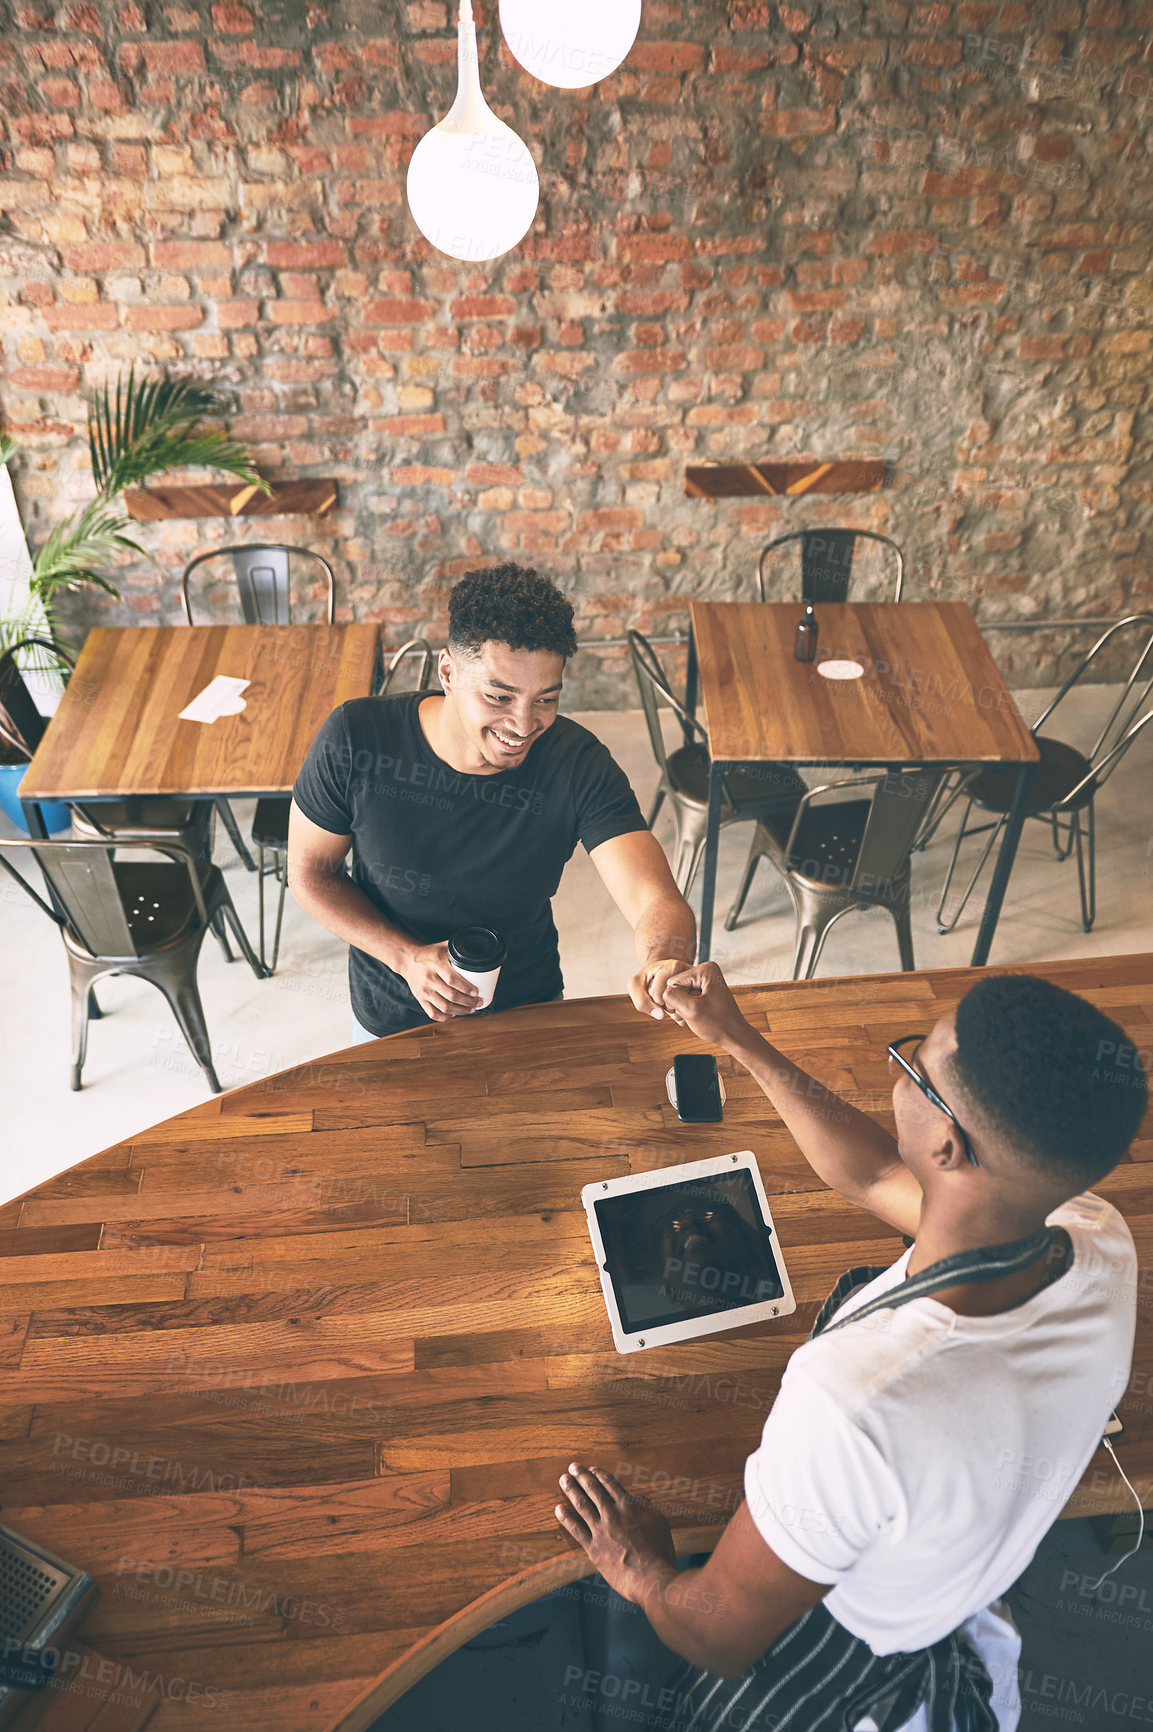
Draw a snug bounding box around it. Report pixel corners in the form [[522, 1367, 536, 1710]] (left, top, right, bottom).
[[447, 926, 507, 1011]]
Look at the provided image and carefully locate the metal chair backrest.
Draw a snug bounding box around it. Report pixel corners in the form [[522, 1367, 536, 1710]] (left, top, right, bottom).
[[377, 638, 437, 696], [1033, 613, 1153, 782], [627, 629, 704, 778], [181, 545, 336, 626], [787, 767, 943, 896], [0, 636, 72, 758], [756, 530, 905, 604], [0, 838, 206, 959]]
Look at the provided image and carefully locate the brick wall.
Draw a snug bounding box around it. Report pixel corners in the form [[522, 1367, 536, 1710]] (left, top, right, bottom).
[[1, 0, 1150, 705]]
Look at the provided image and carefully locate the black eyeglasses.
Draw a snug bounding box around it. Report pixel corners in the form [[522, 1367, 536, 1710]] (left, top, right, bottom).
[[887, 1035, 978, 1168]]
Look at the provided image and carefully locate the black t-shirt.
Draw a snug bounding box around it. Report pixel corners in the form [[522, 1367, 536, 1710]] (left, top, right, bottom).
[[293, 694, 648, 1036]]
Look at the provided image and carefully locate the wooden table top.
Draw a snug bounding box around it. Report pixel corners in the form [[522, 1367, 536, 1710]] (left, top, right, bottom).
[[691, 601, 1040, 766], [19, 624, 380, 802], [1, 956, 1149, 1732]]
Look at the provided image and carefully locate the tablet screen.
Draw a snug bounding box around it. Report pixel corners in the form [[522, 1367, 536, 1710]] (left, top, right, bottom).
[[593, 1169, 785, 1336]]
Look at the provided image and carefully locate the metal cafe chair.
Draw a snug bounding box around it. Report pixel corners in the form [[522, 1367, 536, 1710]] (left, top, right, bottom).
[[0, 1521, 98, 1713], [755, 529, 905, 603], [628, 628, 808, 895], [250, 638, 437, 974], [725, 767, 948, 979], [0, 836, 268, 1093], [936, 613, 1153, 936], [181, 544, 339, 878]]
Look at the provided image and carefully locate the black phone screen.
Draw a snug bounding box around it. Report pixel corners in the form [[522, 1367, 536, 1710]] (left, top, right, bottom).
[[673, 1053, 723, 1122]]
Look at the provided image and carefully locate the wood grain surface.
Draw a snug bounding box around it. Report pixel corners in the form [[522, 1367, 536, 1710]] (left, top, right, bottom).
[[123, 482, 338, 521], [691, 601, 1039, 766], [19, 625, 379, 802], [0, 958, 1148, 1731], [684, 459, 888, 498]]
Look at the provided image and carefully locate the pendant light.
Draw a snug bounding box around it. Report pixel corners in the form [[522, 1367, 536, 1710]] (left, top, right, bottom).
[[499, 0, 642, 89], [406, 0, 539, 263]]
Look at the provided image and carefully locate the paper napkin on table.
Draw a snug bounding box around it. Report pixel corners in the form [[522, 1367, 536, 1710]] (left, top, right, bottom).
[[178, 676, 250, 723]]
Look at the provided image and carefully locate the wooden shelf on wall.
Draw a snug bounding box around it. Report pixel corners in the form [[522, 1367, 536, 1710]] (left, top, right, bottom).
[[124, 480, 339, 521], [684, 459, 890, 499]]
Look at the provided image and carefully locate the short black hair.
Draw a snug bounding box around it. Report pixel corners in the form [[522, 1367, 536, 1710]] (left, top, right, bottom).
[[949, 974, 1147, 1188], [448, 565, 578, 661]]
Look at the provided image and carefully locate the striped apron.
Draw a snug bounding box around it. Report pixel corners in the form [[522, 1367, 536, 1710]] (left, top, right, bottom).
[[651, 1226, 1052, 1732]]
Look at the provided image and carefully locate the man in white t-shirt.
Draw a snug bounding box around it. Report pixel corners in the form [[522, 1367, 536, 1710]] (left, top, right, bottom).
[[554, 968, 1146, 1732]]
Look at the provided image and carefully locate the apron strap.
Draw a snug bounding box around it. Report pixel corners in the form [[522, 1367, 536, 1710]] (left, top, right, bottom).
[[811, 1225, 1053, 1339]]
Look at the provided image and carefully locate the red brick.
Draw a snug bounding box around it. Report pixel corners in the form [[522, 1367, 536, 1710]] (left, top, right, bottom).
[[267, 299, 334, 325], [348, 112, 425, 136], [450, 294, 515, 319], [618, 233, 692, 263], [577, 508, 644, 530], [215, 299, 260, 328], [751, 318, 786, 343], [760, 105, 836, 138], [123, 305, 203, 330], [629, 41, 705, 73], [372, 414, 448, 435], [212, 2, 253, 29], [829, 317, 867, 343], [869, 230, 938, 256], [705, 345, 763, 370], [37, 305, 116, 334], [1019, 336, 1066, 359], [535, 351, 596, 378], [41, 76, 80, 105], [466, 464, 521, 485], [392, 465, 453, 486], [265, 240, 346, 268], [364, 298, 435, 324], [903, 39, 963, 65], [152, 241, 232, 268], [787, 288, 847, 311], [452, 357, 516, 377], [142, 40, 205, 72], [61, 241, 146, 271], [212, 41, 299, 68], [9, 364, 81, 390], [615, 347, 687, 372], [89, 80, 126, 108]]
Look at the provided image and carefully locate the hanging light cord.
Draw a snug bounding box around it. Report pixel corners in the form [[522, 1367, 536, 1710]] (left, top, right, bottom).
[[1082, 1434, 1146, 1592]]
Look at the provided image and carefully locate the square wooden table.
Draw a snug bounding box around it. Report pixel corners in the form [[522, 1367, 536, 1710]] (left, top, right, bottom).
[[19, 623, 380, 823], [688, 601, 1040, 968]]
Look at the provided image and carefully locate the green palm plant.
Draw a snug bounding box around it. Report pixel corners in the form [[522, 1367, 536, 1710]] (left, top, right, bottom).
[[1, 368, 268, 651]]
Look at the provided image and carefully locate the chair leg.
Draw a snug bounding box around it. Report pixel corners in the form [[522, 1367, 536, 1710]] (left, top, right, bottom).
[[725, 829, 766, 932], [257, 843, 267, 968], [155, 974, 222, 1093], [214, 888, 271, 980], [211, 906, 234, 963], [1074, 804, 1096, 932], [215, 798, 257, 872], [893, 893, 916, 972], [793, 919, 827, 981], [936, 802, 1006, 935], [646, 785, 667, 829], [268, 852, 288, 974], [87, 988, 103, 1021], [68, 963, 99, 1090]]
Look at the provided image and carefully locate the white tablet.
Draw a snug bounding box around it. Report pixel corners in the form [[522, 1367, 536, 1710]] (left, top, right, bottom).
[[582, 1152, 797, 1355]]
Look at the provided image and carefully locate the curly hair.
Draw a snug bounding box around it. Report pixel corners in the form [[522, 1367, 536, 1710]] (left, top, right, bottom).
[[949, 973, 1148, 1186], [448, 565, 578, 661]]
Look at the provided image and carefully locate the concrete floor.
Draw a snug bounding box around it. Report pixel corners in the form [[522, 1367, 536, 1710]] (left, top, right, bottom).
[[2, 685, 1151, 1205]]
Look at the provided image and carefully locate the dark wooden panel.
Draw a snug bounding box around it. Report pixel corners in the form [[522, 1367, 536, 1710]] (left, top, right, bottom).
[[684, 460, 888, 498], [124, 480, 338, 520]]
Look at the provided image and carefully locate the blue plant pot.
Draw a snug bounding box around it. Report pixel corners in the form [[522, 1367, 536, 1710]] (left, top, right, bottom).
[[0, 764, 72, 835]]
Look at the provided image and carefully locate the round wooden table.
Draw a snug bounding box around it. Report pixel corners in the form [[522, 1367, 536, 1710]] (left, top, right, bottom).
[[2, 958, 1149, 1732]]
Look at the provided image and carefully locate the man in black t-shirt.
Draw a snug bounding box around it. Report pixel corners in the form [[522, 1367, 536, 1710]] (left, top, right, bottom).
[[289, 565, 697, 1037]]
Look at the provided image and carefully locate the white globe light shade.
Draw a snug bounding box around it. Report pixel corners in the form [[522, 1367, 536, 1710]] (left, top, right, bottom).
[[499, 0, 642, 89], [406, 2, 539, 263]]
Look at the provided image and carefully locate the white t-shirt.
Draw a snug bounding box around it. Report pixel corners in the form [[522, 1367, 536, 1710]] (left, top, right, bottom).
[[744, 1192, 1137, 1656]]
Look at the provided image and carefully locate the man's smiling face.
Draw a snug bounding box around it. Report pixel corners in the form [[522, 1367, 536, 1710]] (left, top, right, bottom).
[[439, 640, 566, 773]]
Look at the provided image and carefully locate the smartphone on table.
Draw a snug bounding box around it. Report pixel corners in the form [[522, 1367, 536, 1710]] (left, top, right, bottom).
[[672, 1053, 724, 1123]]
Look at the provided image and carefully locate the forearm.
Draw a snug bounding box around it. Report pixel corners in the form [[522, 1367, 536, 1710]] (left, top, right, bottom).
[[637, 1563, 750, 1676], [289, 863, 415, 974], [633, 892, 696, 968], [723, 1020, 902, 1205]]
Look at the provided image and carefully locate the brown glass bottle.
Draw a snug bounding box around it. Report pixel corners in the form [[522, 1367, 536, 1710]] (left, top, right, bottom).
[[794, 604, 818, 662]]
